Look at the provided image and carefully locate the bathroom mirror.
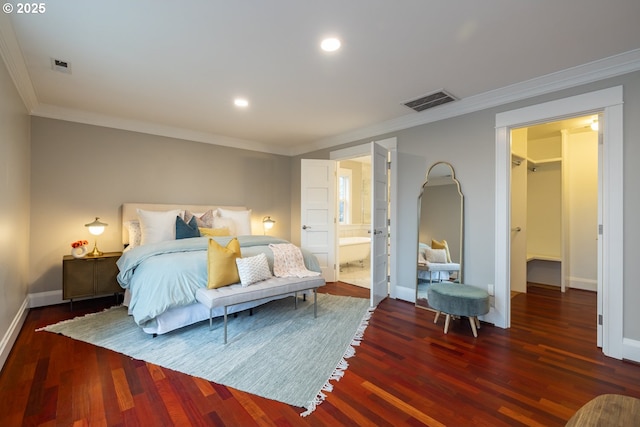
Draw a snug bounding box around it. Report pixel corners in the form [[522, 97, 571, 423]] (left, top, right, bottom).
[[416, 162, 464, 310]]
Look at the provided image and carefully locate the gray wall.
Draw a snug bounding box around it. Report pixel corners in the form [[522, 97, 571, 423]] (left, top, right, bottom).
[[29, 118, 292, 294], [0, 58, 31, 366], [293, 70, 640, 341]]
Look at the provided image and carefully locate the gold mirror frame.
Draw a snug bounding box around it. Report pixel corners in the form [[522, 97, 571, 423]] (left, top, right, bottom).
[[416, 162, 464, 310]]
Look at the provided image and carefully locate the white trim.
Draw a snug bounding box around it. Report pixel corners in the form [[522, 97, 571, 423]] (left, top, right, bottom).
[[29, 290, 64, 308], [297, 50, 640, 156], [0, 14, 38, 111], [494, 86, 624, 359], [622, 338, 640, 363], [568, 277, 597, 292], [394, 285, 416, 303], [31, 103, 292, 156], [0, 297, 29, 371]]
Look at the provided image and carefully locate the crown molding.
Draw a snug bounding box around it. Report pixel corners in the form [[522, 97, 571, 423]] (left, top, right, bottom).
[[291, 48, 640, 156], [31, 104, 291, 156], [0, 14, 38, 111], [3, 11, 639, 158]]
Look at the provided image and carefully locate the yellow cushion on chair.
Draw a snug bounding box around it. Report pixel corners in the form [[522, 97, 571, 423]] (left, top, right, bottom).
[[207, 238, 241, 289]]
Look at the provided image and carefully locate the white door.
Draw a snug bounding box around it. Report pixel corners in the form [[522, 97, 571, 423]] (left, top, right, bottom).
[[510, 155, 528, 294], [596, 112, 604, 347], [301, 159, 336, 281], [370, 142, 389, 306]]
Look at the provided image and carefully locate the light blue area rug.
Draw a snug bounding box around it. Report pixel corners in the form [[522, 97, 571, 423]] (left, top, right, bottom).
[[39, 293, 373, 416]]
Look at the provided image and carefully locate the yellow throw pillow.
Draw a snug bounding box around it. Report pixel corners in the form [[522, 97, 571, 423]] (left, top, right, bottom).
[[207, 238, 242, 289], [431, 239, 452, 263], [199, 226, 231, 237]]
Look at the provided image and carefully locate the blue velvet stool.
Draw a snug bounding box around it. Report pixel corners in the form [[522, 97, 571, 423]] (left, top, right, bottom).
[[427, 283, 490, 337]]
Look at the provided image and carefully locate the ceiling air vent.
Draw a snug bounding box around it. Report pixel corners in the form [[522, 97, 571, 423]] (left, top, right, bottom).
[[403, 90, 456, 112], [51, 58, 72, 74]]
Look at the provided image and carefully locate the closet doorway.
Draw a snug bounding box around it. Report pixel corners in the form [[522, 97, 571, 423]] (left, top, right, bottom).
[[494, 86, 624, 359], [510, 115, 600, 299]]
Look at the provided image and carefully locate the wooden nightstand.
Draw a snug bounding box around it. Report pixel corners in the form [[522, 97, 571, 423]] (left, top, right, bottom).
[[62, 252, 123, 309]]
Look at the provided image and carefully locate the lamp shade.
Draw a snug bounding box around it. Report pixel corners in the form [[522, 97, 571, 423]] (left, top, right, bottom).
[[262, 216, 275, 230], [85, 217, 107, 236]]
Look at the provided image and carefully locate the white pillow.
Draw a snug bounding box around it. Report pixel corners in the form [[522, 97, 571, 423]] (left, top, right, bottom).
[[235, 253, 272, 286], [213, 216, 236, 235], [426, 247, 447, 263], [218, 208, 252, 235], [124, 220, 142, 249], [137, 208, 182, 245]]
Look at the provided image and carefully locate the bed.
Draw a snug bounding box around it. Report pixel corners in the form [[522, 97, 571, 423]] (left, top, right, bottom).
[[417, 242, 460, 284], [117, 203, 321, 335]]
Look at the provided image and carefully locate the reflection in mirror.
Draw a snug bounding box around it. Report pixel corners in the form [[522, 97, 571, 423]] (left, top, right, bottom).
[[416, 162, 464, 310]]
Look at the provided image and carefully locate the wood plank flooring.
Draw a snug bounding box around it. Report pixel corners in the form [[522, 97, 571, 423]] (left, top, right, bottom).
[[1, 283, 639, 426]]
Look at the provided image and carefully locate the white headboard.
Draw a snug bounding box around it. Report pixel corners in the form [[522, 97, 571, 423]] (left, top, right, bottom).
[[121, 203, 247, 245]]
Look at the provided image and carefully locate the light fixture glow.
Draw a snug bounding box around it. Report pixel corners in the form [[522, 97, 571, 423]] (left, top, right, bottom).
[[262, 216, 275, 235], [84, 217, 108, 256], [234, 98, 249, 108], [590, 119, 599, 131], [321, 37, 341, 52]]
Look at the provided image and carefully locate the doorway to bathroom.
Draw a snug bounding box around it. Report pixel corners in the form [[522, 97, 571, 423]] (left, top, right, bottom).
[[337, 155, 372, 289]]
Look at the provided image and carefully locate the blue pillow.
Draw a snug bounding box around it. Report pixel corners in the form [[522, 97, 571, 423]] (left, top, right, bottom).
[[176, 215, 201, 239]]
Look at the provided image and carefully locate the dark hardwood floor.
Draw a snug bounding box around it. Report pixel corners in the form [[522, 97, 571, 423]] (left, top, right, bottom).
[[2, 283, 639, 426]]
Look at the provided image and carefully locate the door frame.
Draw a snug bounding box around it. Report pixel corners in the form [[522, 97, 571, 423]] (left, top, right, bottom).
[[330, 137, 398, 299], [493, 86, 624, 359]]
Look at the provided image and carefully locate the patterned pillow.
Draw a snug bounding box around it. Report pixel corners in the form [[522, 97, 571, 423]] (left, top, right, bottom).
[[426, 247, 447, 263], [184, 209, 216, 228], [235, 253, 272, 287], [125, 220, 141, 249]]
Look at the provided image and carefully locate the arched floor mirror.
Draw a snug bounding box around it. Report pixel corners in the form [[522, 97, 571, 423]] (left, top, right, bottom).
[[416, 162, 464, 310]]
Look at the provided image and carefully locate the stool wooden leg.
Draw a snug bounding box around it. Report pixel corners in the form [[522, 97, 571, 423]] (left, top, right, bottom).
[[469, 316, 478, 337], [475, 316, 481, 329], [434, 311, 441, 323], [444, 314, 451, 334]]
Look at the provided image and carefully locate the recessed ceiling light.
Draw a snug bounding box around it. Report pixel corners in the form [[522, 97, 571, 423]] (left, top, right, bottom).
[[320, 37, 341, 52], [234, 98, 249, 108]]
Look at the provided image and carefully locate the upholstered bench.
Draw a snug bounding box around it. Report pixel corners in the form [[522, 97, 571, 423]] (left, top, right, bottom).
[[196, 276, 325, 343], [427, 283, 490, 337]]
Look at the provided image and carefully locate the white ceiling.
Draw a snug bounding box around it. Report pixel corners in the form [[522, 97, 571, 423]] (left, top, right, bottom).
[[2, 1, 640, 155]]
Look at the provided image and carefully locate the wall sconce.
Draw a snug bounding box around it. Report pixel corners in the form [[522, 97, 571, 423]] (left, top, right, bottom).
[[85, 217, 107, 256], [590, 119, 599, 131], [262, 216, 275, 235]]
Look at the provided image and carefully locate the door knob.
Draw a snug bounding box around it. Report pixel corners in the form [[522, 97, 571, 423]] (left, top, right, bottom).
[[511, 226, 522, 232], [302, 225, 311, 230]]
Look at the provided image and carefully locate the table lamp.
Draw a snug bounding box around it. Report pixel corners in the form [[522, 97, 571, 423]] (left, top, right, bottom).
[[85, 217, 107, 256], [262, 216, 275, 235]]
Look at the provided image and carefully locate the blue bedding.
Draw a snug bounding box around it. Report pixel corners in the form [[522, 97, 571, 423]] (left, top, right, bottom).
[[116, 236, 321, 328]]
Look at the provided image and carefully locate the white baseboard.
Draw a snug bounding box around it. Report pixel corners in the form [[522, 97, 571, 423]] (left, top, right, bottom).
[[394, 285, 416, 303], [29, 290, 63, 308], [0, 297, 29, 371], [568, 277, 597, 292], [622, 338, 640, 363]]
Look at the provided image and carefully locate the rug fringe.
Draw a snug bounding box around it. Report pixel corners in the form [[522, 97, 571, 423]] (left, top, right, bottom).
[[35, 305, 123, 332], [300, 306, 375, 417]]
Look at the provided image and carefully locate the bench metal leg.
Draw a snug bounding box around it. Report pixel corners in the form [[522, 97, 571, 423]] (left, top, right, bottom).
[[209, 308, 213, 330], [314, 289, 317, 318], [224, 306, 228, 344]]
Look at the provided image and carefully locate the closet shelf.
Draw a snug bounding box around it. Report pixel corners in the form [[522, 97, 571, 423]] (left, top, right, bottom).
[[527, 254, 561, 262]]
